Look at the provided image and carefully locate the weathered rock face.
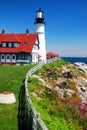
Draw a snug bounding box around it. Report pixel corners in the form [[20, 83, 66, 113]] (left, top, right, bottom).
[[75, 77, 87, 102], [56, 78, 69, 89], [35, 63, 87, 103], [58, 82, 68, 89], [62, 66, 73, 78], [62, 71, 73, 78], [46, 68, 55, 75]]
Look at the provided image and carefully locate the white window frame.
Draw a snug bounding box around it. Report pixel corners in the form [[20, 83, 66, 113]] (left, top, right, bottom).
[[1, 54, 5, 62], [12, 54, 16, 63], [6, 54, 11, 62]]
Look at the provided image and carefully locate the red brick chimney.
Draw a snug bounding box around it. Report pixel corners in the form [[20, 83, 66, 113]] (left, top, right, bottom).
[[26, 29, 29, 34], [2, 29, 5, 34]]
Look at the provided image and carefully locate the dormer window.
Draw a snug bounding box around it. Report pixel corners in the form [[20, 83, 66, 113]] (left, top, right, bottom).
[[14, 43, 18, 48], [9, 43, 12, 47], [2, 43, 6, 47]]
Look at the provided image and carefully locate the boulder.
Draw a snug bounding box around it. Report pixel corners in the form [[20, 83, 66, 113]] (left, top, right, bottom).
[[62, 71, 73, 78], [57, 78, 69, 89], [81, 87, 86, 92], [58, 82, 69, 89]]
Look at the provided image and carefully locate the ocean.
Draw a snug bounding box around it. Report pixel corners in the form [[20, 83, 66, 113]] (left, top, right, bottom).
[[61, 57, 87, 64]]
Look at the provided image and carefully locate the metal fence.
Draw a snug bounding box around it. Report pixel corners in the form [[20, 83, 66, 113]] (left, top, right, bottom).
[[24, 58, 58, 130]]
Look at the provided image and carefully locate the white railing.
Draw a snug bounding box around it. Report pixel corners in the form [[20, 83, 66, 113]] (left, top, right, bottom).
[[24, 58, 58, 130]]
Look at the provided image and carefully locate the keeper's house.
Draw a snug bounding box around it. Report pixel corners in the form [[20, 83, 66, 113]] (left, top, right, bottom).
[[0, 29, 39, 64]]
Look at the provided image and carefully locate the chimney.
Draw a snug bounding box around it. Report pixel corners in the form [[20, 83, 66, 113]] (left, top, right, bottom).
[[2, 29, 5, 34], [26, 29, 29, 34]]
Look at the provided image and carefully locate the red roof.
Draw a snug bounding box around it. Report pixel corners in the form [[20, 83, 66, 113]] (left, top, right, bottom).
[[46, 52, 58, 59], [0, 33, 38, 53]]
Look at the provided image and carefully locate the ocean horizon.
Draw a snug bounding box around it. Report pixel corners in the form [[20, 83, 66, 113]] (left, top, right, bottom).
[[61, 57, 87, 64]]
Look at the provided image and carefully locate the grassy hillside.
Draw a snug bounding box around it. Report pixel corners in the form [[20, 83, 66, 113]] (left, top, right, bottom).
[[28, 60, 87, 130], [0, 64, 34, 130]]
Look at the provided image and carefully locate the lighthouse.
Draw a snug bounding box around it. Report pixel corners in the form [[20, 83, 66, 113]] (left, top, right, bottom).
[[34, 8, 46, 62]]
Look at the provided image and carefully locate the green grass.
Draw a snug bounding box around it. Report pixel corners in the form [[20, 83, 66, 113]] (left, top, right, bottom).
[[47, 60, 68, 67], [35, 60, 68, 75], [28, 82, 70, 130], [0, 64, 35, 130]]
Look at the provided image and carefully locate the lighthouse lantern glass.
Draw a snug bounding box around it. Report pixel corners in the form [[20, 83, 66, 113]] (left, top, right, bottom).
[[37, 12, 43, 18]]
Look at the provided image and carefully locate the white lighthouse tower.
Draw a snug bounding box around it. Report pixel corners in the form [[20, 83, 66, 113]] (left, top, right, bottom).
[[34, 8, 46, 62]]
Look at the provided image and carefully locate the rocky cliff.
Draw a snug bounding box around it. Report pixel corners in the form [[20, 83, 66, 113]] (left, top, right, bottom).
[[33, 60, 87, 103], [29, 60, 87, 130]]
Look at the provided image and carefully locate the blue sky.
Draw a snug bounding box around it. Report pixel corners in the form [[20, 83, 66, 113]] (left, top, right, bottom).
[[0, 0, 87, 57]]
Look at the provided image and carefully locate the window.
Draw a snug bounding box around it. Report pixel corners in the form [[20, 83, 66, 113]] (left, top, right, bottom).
[[7, 54, 10, 59], [32, 53, 35, 60], [36, 54, 38, 60], [9, 43, 12, 47], [2, 43, 6, 47], [1, 55, 5, 59], [21, 53, 25, 60], [25, 54, 28, 60], [12, 54, 16, 60], [13, 56, 15, 59], [14, 43, 18, 48], [6, 54, 11, 62], [1, 54, 5, 62]]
